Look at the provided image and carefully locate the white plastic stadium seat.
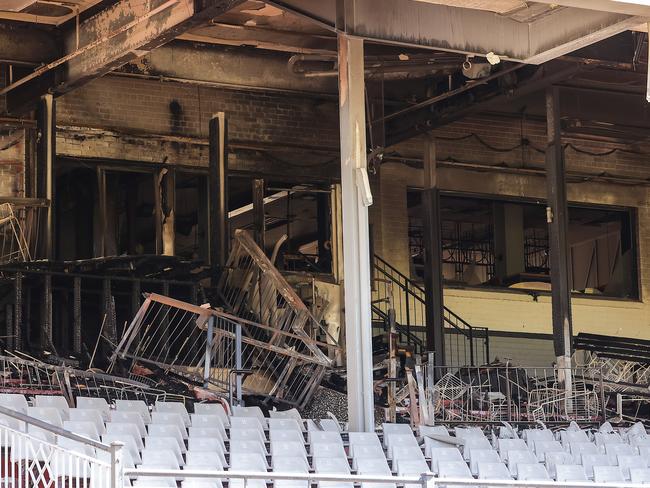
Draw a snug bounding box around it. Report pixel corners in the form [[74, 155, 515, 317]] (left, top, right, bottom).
[[394, 458, 430, 477], [356, 457, 395, 488], [469, 449, 501, 476], [230, 440, 269, 460], [580, 453, 611, 479], [0, 393, 28, 412], [187, 438, 227, 466], [271, 440, 307, 459], [523, 429, 553, 448], [382, 423, 412, 438], [307, 419, 340, 432], [560, 430, 589, 446], [568, 441, 598, 458], [229, 452, 267, 488], [268, 418, 302, 432], [544, 451, 574, 479], [505, 449, 537, 477], [631, 468, 650, 484], [26, 406, 63, 427], [57, 435, 96, 457], [182, 480, 222, 488], [188, 427, 226, 446], [555, 465, 587, 482], [477, 462, 511, 480], [419, 425, 448, 439], [310, 431, 343, 445], [270, 429, 304, 445], [423, 436, 454, 456], [350, 443, 386, 469], [134, 478, 177, 488], [140, 449, 181, 470], [109, 411, 147, 438], [63, 420, 100, 440], [391, 445, 426, 465], [231, 427, 266, 444], [115, 400, 151, 424], [605, 443, 634, 463], [33, 395, 70, 419], [105, 422, 145, 449], [349, 432, 381, 447], [194, 403, 229, 427], [534, 440, 564, 462], [231, 405, 266, 423], [148, 423, 186, 450], [462, 436, 492, 460], [151, 411, 188, 438], [190, 414, 227, 437], [230, 415, 265, 432], [186, 450, 224, 470], [102, 433, 142, 463], [594, 432, 623, 448], [26, 406, 63, 442], [155, 401, 191, 427], [437, 460, 472, 479], [314, 457, 352, 488], [145, 435, 185, 465], [593, 466, 625, 483], [269, 408, 302, 421], [76, 396, 110, 420], [455, 427, 485, 439], [385, 434, 419, 460], [429, 448, 464, 475], [272, 456, 309, 488], [68, 408, 106, 435], [497, 438, 528, 461], [311, 442, 347, 460], [618, 455, 648, 480], [516, 463, 550, 481]]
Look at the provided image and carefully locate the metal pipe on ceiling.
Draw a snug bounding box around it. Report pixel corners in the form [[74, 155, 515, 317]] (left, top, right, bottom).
[[287, 53, 463, 79]]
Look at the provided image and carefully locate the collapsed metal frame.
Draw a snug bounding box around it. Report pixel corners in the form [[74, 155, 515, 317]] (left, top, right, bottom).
[[420, 363, 607, 425], [218, 229, 339, 352], [0, 266, 199, 360], [112, 293, 332, 408], [0, 353, 175, 405]]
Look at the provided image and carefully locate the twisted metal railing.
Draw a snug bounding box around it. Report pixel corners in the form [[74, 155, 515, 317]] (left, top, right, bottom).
[[112, 293, 331, 408]]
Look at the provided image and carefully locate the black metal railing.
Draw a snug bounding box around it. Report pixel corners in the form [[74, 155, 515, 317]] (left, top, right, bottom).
[[372, 255, 489, 366]]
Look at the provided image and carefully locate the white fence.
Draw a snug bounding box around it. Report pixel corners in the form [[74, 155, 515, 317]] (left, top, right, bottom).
[[0, 405, 122, 488]]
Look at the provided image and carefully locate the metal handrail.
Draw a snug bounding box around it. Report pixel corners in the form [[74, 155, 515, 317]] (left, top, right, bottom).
[[0, 404, 112, 452], [371, 303, 424, 349], [126, 468, 429, 486], [124, 468, 647, 488], [374, 254, 483, 337]]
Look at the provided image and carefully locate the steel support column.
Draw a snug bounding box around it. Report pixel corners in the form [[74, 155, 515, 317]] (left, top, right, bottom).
[[43, 274, 52, 349], [96, 168, 107, 257], [422, 136, 445, 366], [73, 276, 82, 355], [338, 34, 374, 432], [209, 112, 229, 277], [252, 179, 265, 251], [36, 94, 55, 260], [14, 272, 22, 350], [545, 87, 573, 364]]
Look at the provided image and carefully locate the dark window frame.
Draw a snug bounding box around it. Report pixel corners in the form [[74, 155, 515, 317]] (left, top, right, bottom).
[[407, 188, 641, 302]]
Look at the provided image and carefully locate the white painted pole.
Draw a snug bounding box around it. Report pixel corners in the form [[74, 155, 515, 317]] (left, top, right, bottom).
[[337, 33, 375, 432]]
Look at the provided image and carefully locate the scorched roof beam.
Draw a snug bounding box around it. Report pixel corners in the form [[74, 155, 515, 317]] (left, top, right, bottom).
[[270, 0, 646, 65], [3, 0, 245, 114]]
